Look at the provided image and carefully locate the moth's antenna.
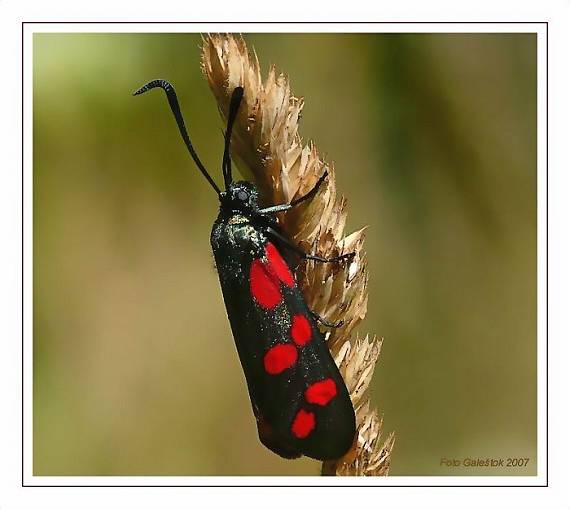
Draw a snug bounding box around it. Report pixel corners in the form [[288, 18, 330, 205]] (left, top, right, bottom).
[[133, 79, 221, 195], [222, 86, 244, 190]]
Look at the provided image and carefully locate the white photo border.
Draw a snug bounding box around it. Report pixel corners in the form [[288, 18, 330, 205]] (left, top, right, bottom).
[[22, 21, 548, 488]]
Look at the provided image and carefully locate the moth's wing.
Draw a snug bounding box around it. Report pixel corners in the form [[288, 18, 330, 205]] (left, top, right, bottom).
[[211, 219, 355, 461], [265, 286, 357, 460]]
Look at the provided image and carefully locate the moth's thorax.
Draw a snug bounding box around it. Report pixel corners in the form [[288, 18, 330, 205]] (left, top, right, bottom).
[[211, 211, 267, 259]]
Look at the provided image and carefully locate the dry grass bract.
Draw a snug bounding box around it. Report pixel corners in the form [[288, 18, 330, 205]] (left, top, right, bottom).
[[201, 33, 394, 476]]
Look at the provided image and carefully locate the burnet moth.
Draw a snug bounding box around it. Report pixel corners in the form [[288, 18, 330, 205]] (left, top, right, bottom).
[[134, 79, 356, 460]]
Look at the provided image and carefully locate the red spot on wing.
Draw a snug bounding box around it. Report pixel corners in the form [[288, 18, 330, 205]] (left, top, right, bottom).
[[263, 344, 298, 375], [265, 242, 295, 288], [305, 378, 337, 406], [250, 259, 282, 309], [291, 314, 312, 346], [291, 409, 316, 439]]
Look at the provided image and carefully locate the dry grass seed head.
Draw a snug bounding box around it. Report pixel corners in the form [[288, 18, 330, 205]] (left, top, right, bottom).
[[202, 33, 392, 476]]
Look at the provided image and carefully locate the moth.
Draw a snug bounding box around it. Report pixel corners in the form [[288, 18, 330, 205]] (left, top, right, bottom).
[[134, 80, 356, 460]]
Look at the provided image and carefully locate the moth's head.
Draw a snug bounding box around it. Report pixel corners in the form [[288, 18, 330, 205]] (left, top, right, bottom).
[[221, 181, 259, 212]]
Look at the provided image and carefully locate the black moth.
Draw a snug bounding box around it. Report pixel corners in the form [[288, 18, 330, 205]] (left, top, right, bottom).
[[134, 80, 356, 460]]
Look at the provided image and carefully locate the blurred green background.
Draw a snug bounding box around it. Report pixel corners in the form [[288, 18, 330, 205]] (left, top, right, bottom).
[[33, 33, 537, 476]]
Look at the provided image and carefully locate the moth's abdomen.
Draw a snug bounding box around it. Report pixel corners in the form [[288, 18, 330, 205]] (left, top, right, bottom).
[[211, 214, 356, 461]]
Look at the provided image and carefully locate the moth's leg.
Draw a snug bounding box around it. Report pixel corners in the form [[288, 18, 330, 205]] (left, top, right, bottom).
[[258, 171, 328, 214], [310, 310, 344, 329], [265, 226, 355, 264]]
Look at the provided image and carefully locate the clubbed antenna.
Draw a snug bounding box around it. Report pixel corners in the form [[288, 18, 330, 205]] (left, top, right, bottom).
[[222, 86, 244, 190], [133, 79, 221, 195]]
